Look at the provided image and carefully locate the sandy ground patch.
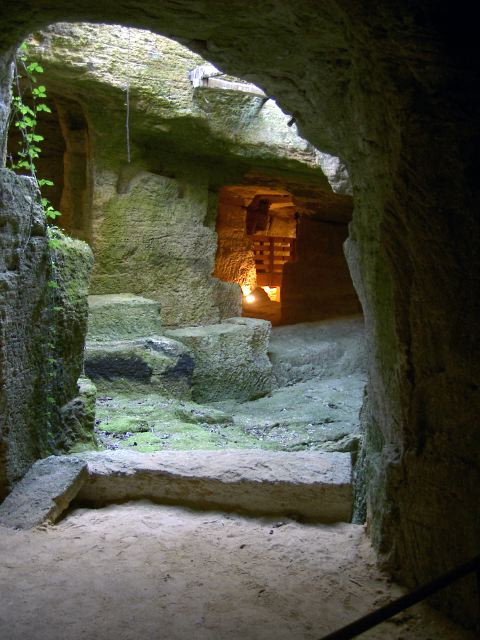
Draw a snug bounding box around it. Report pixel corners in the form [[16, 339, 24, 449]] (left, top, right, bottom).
[[0, 501, 474, 640]]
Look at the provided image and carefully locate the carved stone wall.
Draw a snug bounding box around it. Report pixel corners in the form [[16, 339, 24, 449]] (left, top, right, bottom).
[[0, 1, 478, 628]]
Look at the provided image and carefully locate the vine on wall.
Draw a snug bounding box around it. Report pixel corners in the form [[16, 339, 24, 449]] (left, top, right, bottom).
[[8, 42, 63, 452]]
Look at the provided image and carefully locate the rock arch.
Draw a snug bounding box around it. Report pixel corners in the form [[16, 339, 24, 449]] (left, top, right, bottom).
[[0, 1, 478, 628]]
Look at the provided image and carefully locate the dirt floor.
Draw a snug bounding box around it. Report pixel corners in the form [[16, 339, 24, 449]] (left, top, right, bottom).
[[0, 501, 474, 640], [3, 317, 470, 638]]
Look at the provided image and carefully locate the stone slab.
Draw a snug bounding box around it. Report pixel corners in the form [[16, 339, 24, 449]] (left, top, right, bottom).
[[165, 317, 273, 402], [0, 457, 88, 529], [87, 294, 162, 342], [85, 336, 194, 398], [76, 450, 353, 522]]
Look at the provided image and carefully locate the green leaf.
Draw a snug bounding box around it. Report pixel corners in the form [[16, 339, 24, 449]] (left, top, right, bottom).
[[48, 280, 58, 288], [19, 104, 35, 116], [32, 85, 47, 98], [45, 207, 62, 220], [38, 178, 54, 187], [36, 103, 52, 113], [23, 115, 37, 127], [27, 62, 44, 74]]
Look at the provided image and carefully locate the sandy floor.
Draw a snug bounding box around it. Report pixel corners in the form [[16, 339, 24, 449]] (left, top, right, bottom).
[[0, 501, 474, 640]]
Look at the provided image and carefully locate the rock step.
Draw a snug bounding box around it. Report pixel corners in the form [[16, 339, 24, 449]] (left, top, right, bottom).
[[87, 294, 162, 342], [0, 451, 353, 528], [77, 450, 352, 522], [0, 457, 88, 530]]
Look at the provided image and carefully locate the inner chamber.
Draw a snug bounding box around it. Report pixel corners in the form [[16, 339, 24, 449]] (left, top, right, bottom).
[[214, 184, 361, 325]]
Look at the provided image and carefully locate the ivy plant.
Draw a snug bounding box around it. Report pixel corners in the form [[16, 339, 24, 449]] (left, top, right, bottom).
[[9, 41, 61, 223], [9, 41, 63, 451]]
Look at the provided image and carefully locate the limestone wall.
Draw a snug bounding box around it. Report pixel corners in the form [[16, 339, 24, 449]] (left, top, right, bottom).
[[91, 170, 237, 326], [0, 2, 479, 628], [214, 189, 256, 294], [0, 169, 93, 498]]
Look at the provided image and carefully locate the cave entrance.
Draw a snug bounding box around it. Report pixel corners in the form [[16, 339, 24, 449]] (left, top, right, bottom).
[[3, 23, 367, 463], [3, 23, 368, 468]]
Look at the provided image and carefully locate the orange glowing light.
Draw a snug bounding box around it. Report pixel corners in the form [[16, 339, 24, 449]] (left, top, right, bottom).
[[245, 294, 256, 304], [262, 286, 279, 301]]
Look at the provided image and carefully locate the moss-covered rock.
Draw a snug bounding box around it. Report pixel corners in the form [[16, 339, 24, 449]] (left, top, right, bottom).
[[94, 392, 278, 453], [44, 229, 94, 453], [87, 294, 162, 342], [85, 335, 194, 399], [0, 176, 94, 496], [59, 377, 97, 451], [91, 171, 230, 326], [166, 317, 273, 402]]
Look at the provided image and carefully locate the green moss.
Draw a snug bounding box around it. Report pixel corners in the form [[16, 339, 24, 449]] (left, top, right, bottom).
[[55, 231, 94, 306], [95, 390, 282, 452], [103, 415, 151, 433]]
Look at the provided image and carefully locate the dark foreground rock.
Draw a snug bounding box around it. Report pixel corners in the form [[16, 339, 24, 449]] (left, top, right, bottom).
[[0, 456, 87, 529]]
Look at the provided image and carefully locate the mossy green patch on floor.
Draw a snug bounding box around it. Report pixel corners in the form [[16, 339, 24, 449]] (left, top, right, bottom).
[[95, 390, 280, 452], [93, 370, 365, 454]]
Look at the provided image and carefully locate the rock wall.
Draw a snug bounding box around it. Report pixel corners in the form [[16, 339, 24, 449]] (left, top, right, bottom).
[[91, 170, 235, 326], [282, 217, 361, 324], [214, 189, 256, 294], [0, 1, 479, 629], [0, 169, 93, 498], [0, 171, 48, 498], [19, 24, 343, 328]]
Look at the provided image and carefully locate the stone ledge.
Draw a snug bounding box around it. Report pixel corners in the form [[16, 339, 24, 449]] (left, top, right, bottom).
[[0, 456, 88, 529], [76, 450, 352, 522], [0, 450, 353, 527]]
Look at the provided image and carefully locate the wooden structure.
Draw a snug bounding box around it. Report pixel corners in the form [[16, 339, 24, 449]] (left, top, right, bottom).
[[251, 235, 296, 287]]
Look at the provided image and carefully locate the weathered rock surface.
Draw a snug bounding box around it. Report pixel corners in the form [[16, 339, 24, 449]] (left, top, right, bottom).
[[0, 456, 87, 529], [166, 317, 273, 402], [268, 317, 365, 388], [0, 171, 93, 497], [50, 231, 94, 426], [87, 294, 162, 342], [59, 377, 97, 451], [76, 450, 353, 522], [91, 171, 233, 327], [85, 336, 194, 399], [0, 170, 48, 499], [0, 1, 479, 629], [30, 24, 333, 177]]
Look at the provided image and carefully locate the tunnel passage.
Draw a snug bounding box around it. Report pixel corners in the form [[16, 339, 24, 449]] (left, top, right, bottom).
[[214, 183, 361, 325], [0, 4, 479, 631]]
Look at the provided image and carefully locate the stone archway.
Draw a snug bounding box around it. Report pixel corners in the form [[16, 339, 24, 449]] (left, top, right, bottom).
[[0, 1, 479, 628]]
